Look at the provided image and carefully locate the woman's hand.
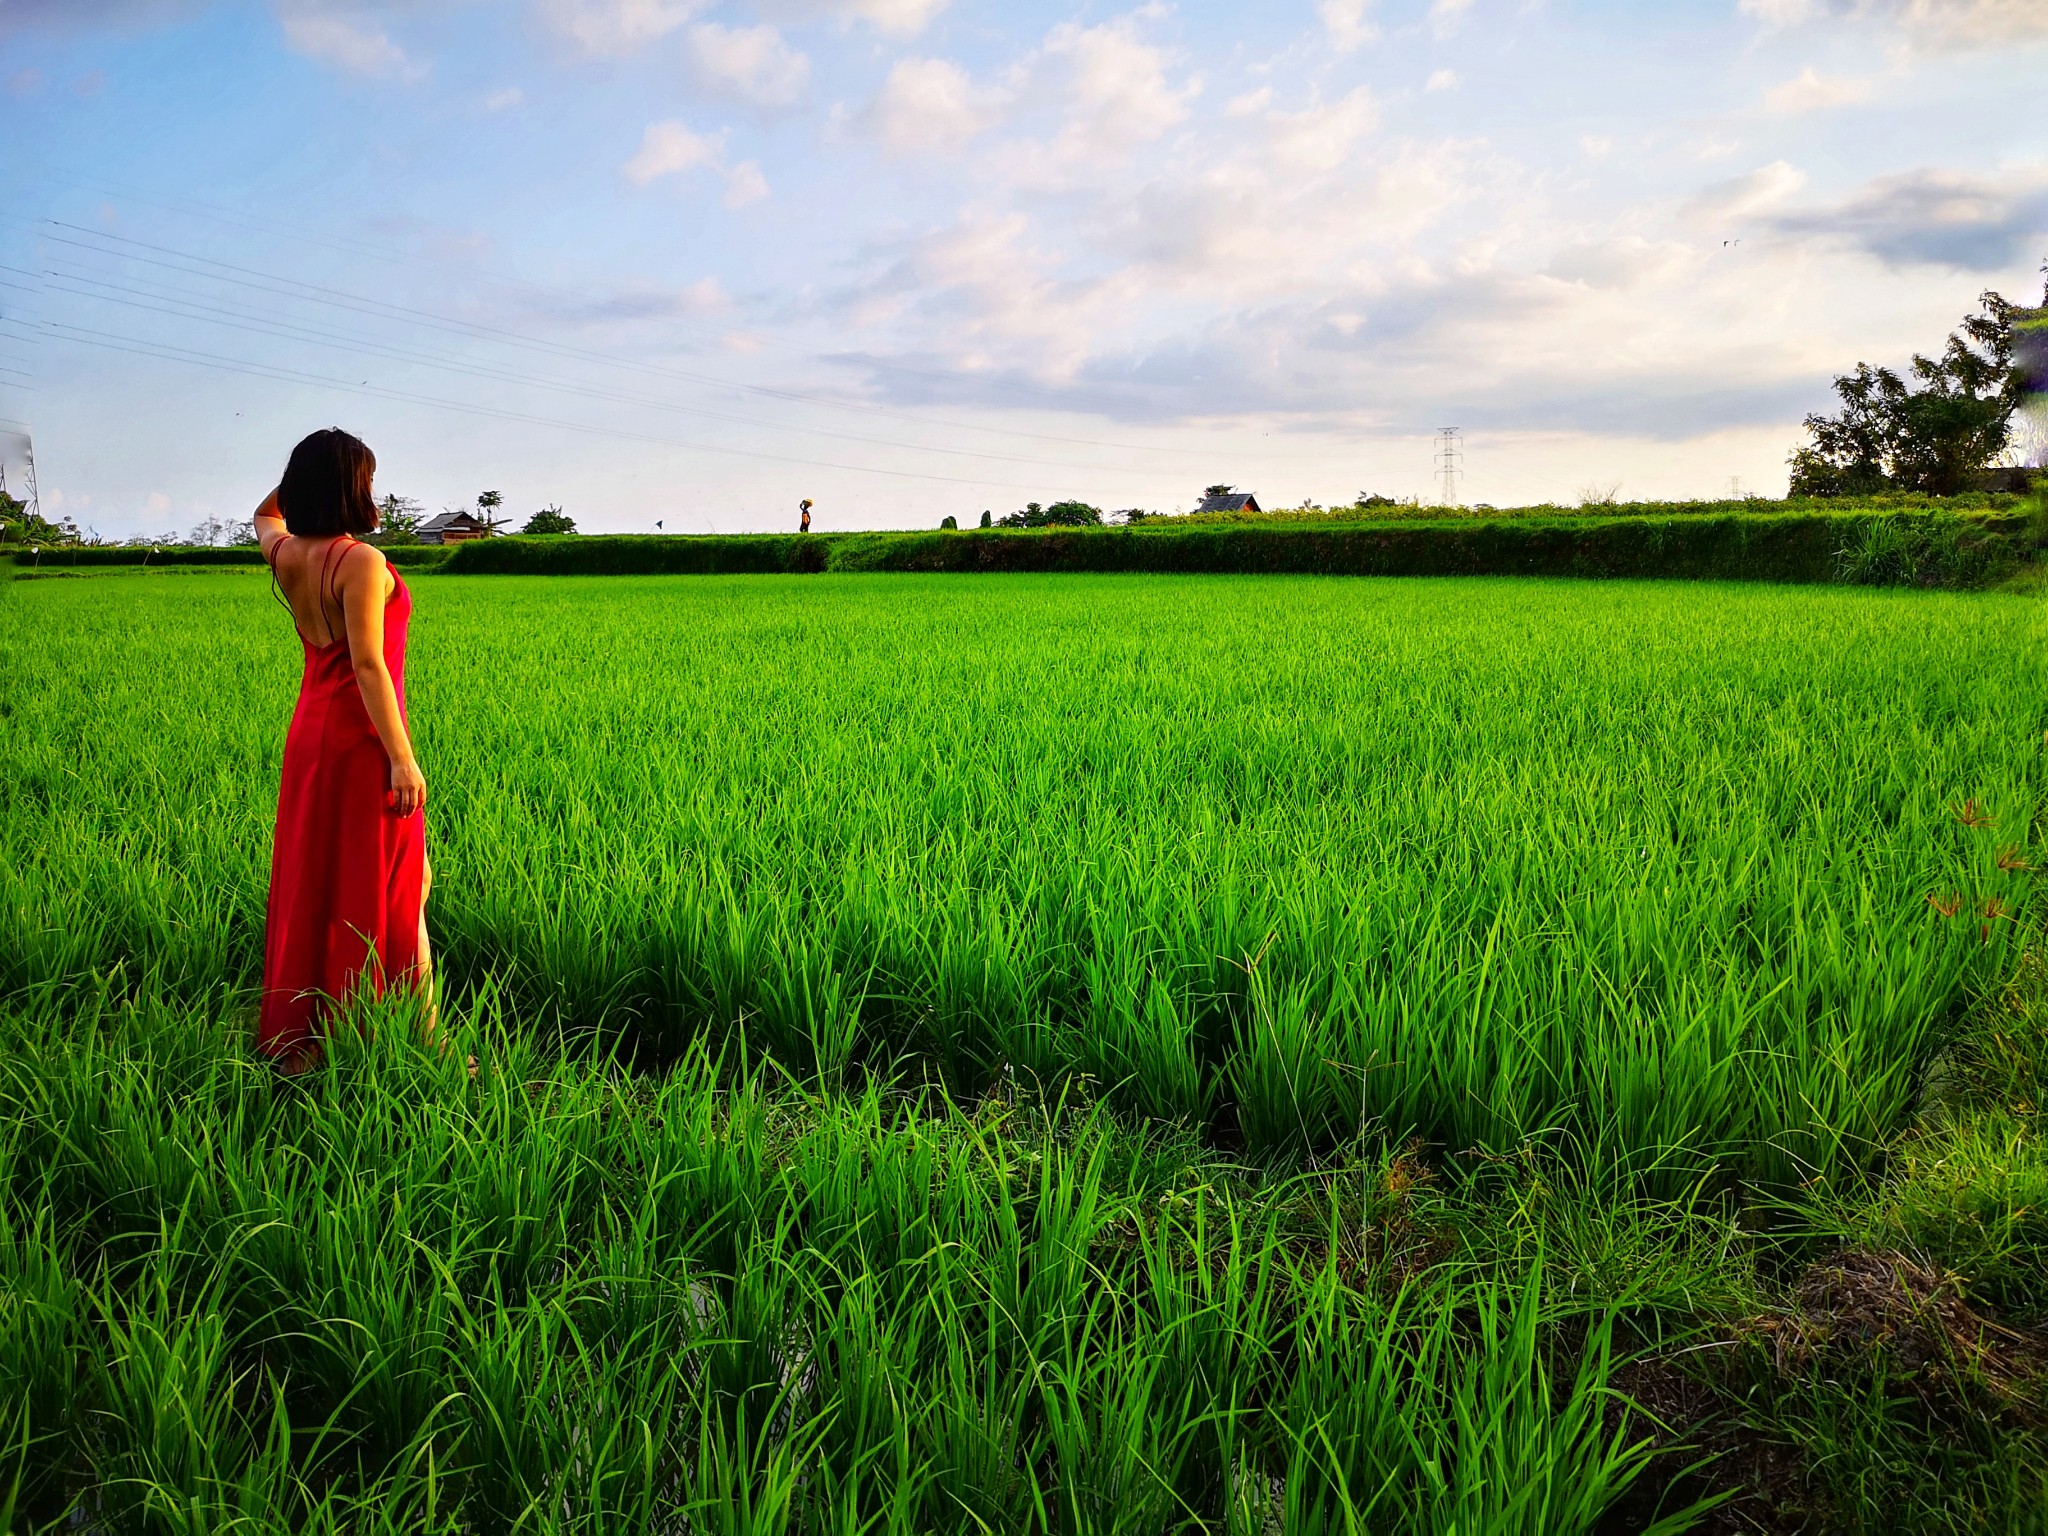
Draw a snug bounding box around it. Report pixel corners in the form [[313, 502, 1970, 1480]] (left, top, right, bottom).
[[388, 757, 427, 817]]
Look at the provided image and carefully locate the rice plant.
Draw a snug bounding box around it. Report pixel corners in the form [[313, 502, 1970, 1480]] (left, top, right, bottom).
[[2, 568, 2043, 1530], [3, 572, 2037, 1185]]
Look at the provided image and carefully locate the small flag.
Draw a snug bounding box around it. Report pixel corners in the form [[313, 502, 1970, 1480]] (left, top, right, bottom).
[[655, 520, 664, 531]]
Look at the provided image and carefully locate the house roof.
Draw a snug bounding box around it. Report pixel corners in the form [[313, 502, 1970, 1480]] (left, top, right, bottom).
[[1194, 492, 1260, 514], [420, 510, 488, 532]]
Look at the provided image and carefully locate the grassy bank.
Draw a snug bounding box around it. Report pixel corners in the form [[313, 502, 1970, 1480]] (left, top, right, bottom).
[[442, 506, 2036, 587], [11, 494, 2035, 589]]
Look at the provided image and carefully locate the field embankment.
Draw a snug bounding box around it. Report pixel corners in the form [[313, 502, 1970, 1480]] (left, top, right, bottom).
[[9, 494, 2041, 588]]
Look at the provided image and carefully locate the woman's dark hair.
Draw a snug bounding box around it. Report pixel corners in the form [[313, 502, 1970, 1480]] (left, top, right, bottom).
[[277, 429, 378, 536]]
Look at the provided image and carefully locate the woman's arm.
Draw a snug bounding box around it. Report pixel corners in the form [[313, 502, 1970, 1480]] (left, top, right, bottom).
[[254, 489, 288, 564], [338, 542, 427, 817]]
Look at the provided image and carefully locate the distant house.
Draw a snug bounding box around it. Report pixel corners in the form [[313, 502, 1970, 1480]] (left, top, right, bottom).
[[1194, 491, 1260, 515], [417, 510, 493, 545]]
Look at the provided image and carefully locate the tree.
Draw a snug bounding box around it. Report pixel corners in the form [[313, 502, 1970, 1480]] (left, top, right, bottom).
[[372, 494, 425, 546], [940, 514, 958, 530], [1789, 291, 2021, 497], [997, 500, 1103, 528], [1203, 484, 1235, 499], [0, 489, 87, 547], [520, 505, 577, 536], [979, 510, 992, 528], [474, 490, 509, 535]]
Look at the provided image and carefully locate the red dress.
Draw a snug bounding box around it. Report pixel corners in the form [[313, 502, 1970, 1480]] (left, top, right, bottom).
[[257, 538, 426, 1060]]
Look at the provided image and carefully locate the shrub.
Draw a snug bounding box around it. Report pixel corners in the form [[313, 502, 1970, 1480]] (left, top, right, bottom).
[[1834, 512, 2019, 588], [998, 501, 1103, 528], [444, 533, 827, 575], [520, 506, 577, 536]]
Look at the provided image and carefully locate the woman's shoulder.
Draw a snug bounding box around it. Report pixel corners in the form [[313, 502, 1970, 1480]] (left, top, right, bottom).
[[340, 538, 390, 575]]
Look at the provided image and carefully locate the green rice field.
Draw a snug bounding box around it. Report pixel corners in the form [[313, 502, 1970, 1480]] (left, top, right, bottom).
[[2, 569, 2045, 1532]]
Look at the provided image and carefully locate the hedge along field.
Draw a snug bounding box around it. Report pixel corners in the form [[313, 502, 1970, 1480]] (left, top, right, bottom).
[[4, 571, 2042, 1192]]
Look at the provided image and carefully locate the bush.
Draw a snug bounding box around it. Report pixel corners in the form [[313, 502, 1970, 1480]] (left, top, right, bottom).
[[520, 506, 577, 536], [444, 533, 829, 575], [997, 500, 1103, 528], [1834, 512, 2020, 588], [832, 511, 2033, 585], [385, 509, 2037, 589], [10, 545, 453, 570]]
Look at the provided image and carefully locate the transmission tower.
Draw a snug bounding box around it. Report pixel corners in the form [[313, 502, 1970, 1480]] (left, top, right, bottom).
[[1434, 427, 1463, 506], [0, 427, 38, 524]]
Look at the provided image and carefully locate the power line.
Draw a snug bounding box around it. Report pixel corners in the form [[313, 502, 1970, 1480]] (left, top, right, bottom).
[[31, 219, 1201, 459], [29, 173, 1186, 423], [17, 259, 1144, 476], [28, 317, 1082, 495]]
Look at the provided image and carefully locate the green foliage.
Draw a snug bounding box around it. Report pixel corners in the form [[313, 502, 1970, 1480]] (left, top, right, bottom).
[[12, 545, 452, 569], [446, 532, 826, 574], [979, 509, 992, 528], [1791, 291, 2022, 496], [940, 514, 958, 530], [835, 511, 2029, 585], [998, 500, 1104, 528], [370, 494, 426, 546], [519, 505, 577, 537], [1833, 511, 2020, 587], [0, 490, 88, 548]]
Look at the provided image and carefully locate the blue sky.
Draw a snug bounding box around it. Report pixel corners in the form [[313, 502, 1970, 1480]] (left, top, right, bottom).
[[1, 0, 2043, 536]]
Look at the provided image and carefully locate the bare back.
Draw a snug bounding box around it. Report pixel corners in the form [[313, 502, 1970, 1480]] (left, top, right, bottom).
[[270, 538, 387, 649]]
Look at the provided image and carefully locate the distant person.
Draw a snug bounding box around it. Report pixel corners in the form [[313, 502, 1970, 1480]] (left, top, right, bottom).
[[800, 498, 813, 534], [253, 429, 433, 1073]]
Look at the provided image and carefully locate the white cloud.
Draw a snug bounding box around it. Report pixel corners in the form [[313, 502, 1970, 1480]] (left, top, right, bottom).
[[1426, 68, 1458, 91], [622, 119, 725, 183], [754, 0, 947, 37], [686, 22, 809, 107], [535, 0, 703, 55], [1318, 0, 1377, 52], [858, 56, 996, 153], [1037, 14, 1196, 163], [1544, 236, 1689, 290], [722, 159, 770, 206], [1739, 0, 2048, 50], [274, 3, 425, 80], [1685, 160, 1807, 222], [1738, 0, 1818, 25], [146, 491, 170, 514], [483, 84, 523, 110], [1259, 86, 1380, 175], [1763, 65, 1870, 111], [1429, 0, 1474, 33], [1225, 86, 1272, 117], [622, 119, 772, 205]]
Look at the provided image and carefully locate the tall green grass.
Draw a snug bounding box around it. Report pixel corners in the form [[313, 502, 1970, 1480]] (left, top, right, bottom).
[[0, 989, 1710, 1534], [3, 572, 2040, 1187], [6, 569, 2046, 1529]]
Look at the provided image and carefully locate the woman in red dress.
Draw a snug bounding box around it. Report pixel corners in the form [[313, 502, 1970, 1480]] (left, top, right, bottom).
[[253, 429, 430, 1070]]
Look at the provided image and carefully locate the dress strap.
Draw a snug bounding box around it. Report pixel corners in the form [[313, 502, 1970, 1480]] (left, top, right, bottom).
[[319, 535, 356, 640]]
